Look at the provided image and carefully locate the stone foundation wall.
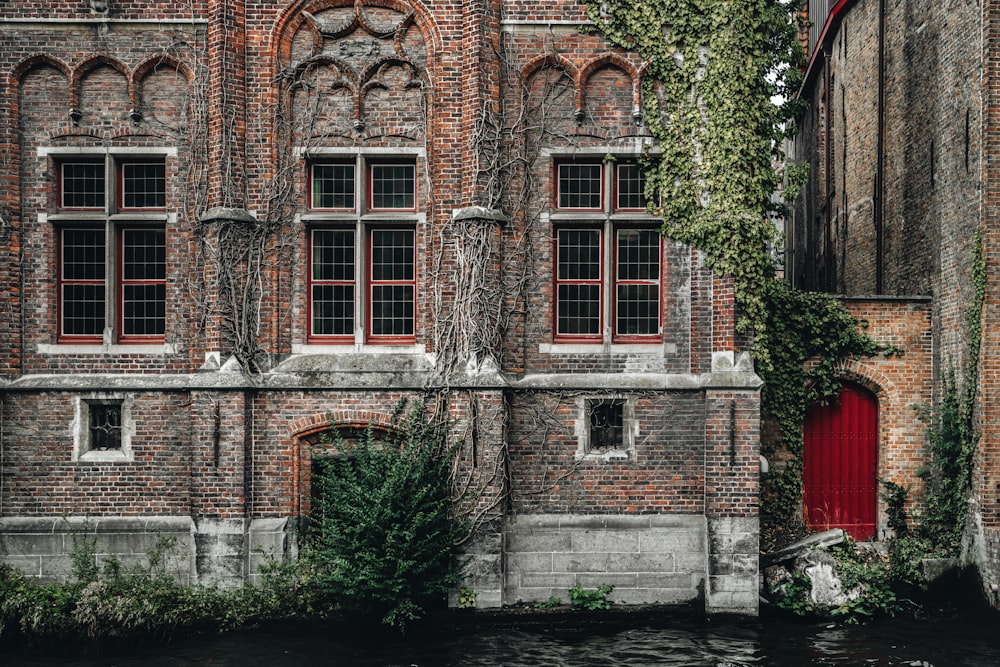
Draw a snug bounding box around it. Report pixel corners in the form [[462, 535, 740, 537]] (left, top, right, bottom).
[[503, 514, 708, 606]]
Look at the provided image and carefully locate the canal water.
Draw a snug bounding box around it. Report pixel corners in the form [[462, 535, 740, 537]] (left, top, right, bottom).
[[4, 610, 1000, 666]]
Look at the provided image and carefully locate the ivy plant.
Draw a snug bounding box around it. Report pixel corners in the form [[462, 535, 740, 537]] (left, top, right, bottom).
[[584, 0, 893, 527]]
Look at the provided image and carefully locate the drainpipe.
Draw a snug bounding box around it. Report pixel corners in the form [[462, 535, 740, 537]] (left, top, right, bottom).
[[874, 0, 885, 294], [823, 48, 833, 292]]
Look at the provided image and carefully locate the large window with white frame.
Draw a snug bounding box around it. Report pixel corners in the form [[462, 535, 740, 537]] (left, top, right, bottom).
[[552, 158, 662, 343], [55, 158, 167, 344], [307, 156, 418, 345]]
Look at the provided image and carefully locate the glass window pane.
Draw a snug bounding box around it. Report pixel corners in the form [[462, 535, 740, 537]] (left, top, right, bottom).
[[557, 284, 600, 335], [557, 229, 601, 280], [370, 164, 415, 210], [312, 230, 355, 281], [312, 284, 355, 335], [312, 164, 356, 209], [370, 285, 414, 336], [370, 229, 414, 281], [62, 229, 105, 281], [61, 163, 105, 209], [62, 284, 105, 336], [122, 229, 165, 281], [558, 163, 602, 209], [616, 284, 659, 336], [589, 400, 624, 450], [89, 403, 122, 450], [617, 229, 660, 281], [616, 163, 646, 210], [122, 284, 166, 336], [121, 162, 166, 209], [120, 227, 166, 338]]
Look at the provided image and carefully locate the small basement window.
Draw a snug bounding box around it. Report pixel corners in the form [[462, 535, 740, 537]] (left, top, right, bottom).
[[89, 403, 122, 450], [73, 395, 134, 462], [576, 396, 636, 460], [589, 399, 624, 451]]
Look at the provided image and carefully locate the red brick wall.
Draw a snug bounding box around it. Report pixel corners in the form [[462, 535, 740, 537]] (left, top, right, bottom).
[[0, 1, 755, 540]]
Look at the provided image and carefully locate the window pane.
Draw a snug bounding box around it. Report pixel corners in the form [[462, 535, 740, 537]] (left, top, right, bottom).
[[557, 229, 601, 280], [62, 284, 105, 336], [312, 230, 355, 281], [122, 229, 166, 281], [616, 163, 646, 210], [370, 164, 415, 210], [558, 163, 602, 209], [61, 163, 105, 209], [312, 164, 356, 209], [557, 283, 600, 335], [121, 162, 166, 209], [313, 284, 355, 335], [61, 228, 106, 337], [370, 229, 414, 281], [590, 400, 624, 450], [121, 227, 166, 338], [122, 284, 166, 336], [62, 229, 105, 280], [617, 229, 660, 281], [370, 285, 414, 336], [89, 403, 122, 451], [616, 284, 659, 336]]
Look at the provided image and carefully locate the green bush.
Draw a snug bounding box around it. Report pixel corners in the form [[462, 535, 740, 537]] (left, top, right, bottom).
[[568, 583, 613, 611], [306, 402, 466, 630]]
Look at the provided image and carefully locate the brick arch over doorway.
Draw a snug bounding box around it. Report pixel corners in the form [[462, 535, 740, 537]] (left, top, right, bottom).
[[290, 411, 398, 518]]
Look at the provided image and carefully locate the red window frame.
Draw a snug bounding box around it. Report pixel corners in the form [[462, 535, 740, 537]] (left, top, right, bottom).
[[553, 227, 604, 343], [611, 227, 663, 343], [554, 160, 605, 211], [57, 226, 106, 344], [366, 227, 416, 344], [309, 162, 357, 212], [117, 226, 166, 344], [307, 227, 356, 344], [367, 161, 417, 212]]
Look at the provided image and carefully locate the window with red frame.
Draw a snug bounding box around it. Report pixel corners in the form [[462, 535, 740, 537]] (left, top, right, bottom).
[[552, 155, 659, 343], [308, 158, 417, 344], [56, 158, 167, 343], [554, 226, 661, 342]]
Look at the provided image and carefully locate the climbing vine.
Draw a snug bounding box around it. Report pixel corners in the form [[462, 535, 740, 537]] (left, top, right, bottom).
[[584, 0, 895, 527], [583, 0, 807, 367]]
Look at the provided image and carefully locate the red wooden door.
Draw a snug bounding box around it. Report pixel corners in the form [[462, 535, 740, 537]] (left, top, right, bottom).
[[803, 383, 878, 540]]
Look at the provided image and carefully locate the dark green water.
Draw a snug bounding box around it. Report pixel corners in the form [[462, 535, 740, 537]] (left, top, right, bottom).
[[4, 612, 1000, 666]]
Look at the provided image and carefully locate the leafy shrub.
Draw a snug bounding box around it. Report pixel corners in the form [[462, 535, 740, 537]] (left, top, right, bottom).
[[568, 583, 613, 611], [306, 402, 466, 630]]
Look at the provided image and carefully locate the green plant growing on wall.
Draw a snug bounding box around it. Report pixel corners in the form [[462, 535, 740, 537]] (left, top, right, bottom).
[[307, 403, 466, 631], [568, 583, 613, 610], [584, 0, 894, 529]]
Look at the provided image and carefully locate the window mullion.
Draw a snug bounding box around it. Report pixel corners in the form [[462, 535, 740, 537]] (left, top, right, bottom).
[[355, 220, 364, 345]]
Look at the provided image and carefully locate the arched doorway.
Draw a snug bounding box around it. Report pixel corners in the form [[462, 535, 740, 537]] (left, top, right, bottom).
[[803, 383, 879, 540]]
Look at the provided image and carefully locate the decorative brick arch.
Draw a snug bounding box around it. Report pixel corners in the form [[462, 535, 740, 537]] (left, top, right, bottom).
[[132, 54, 194, 113], [271, 0, 442, 71], [521, 53, 579, 86], [72, 54, 131, 111], [579, 53, 642, 115]]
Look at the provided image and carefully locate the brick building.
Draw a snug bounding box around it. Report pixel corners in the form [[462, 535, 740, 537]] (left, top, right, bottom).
[[789, 0, 1000, 602], [0, 0, 762, 614]]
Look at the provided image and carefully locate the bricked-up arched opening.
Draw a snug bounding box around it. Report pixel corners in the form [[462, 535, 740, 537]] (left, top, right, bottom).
[[295, 421, 396, 521], [804, 382, 879, 540]]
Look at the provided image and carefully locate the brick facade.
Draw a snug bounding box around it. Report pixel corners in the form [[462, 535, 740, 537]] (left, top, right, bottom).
[[0, 0, 761, 614], [790, 0, 1000, 602]]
